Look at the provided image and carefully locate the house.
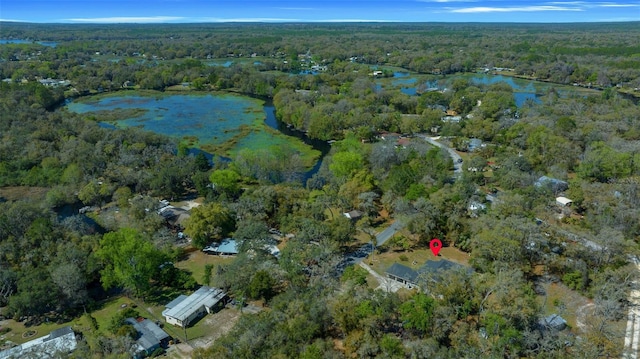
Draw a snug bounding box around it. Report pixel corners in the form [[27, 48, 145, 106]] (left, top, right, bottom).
[[396, 138, 411, 148], [441, 115, 462, 123], [556, 196, 573, 207], [0, 326, 77, 359], [162, 286, 227, 328], [203, 238, 239, 255], [538, 314, 567, 331], [379, 132, 401, 142], [468, 201, 487, 214], [385, 259, 467, 288], [385, 263, 419, 287], [467, 138, 484, 152], [535, 176, 568, 193], [37, 78, 71, 87], [343, 210, 363, 220], [124, 317, 171, 359], [158, 206, 190, 228]]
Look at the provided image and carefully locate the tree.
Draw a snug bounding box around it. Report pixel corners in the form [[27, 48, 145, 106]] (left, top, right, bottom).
[[112, 186, 133, 208], [95, 228, 167, 297], [184, 202, 235, 249], [8, 267, 59, 317], [0, 267, 16, 307], [50, 262, 88, 309], [234, 219, 270, 253], [329, 151, 364, 181], [203, 264, 213, 286], [248, 270, 276, 301], [210, 168, 241, 197], [400, 293, 436, 336]]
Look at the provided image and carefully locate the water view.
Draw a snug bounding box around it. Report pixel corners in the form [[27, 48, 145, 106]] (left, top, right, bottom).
[[0, 39, 57, 47], [377, 71, 597, 108], [65, 92, 321, 168]]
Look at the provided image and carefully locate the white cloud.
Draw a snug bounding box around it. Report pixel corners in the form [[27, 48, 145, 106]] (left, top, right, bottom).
[[65, 16, 185, 23], [417, 0, 478, 2], [546, 1, 588, 4], [450, 5, 584, 13], [597, 2, 639, 7], [189, 17, 303, 22], [0, 19, 29, 22], [547, 1, 639, 8]]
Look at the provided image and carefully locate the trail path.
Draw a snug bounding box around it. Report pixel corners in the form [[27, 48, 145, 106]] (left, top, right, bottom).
[[623, 263, 640, 359]]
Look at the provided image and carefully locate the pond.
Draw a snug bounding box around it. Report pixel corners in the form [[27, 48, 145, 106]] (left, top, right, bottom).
[[65, 91, 322, 176], [0, 39, 57, 47], [377, 71, 597, 108], [66, 93, 266, 148], [205, 60, 234, 67]]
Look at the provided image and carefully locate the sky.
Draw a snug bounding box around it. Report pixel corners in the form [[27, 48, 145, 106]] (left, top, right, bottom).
[[1, 0, 639, 23]]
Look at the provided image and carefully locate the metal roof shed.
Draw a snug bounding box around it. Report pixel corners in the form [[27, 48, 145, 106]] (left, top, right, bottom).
[[162, 286, 227, 328], [556, 196, 573, 207]]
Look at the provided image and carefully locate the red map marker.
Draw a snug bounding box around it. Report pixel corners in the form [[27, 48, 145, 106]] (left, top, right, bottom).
[[430, 238, 442, 257]]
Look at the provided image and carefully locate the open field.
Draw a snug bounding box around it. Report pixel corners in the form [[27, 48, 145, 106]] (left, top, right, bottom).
[[175, 247, 235, 286], [0, 186, 48, 202]]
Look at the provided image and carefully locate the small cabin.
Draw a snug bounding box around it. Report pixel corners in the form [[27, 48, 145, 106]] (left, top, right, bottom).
[[556, 196, 573, 207]]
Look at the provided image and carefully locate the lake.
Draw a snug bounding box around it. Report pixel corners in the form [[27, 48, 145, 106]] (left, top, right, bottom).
[[65, 92, 321, 171], [0, 39, 57, 47], [377, 71, 596, 108]]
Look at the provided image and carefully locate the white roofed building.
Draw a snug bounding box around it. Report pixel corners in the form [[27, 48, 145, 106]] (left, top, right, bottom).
[[162, 286, 227, 328], [0, 326, 77, 359], [556, 196, 573, 207]]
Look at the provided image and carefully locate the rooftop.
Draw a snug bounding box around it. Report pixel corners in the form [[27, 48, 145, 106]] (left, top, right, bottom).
[[386, 259, 469, 286], [124, 317, 170, 352], [163, 286, 226, 322], [386, 263, 419, 283], [203, 238, 239, 255], [0, 326, 77, 359]]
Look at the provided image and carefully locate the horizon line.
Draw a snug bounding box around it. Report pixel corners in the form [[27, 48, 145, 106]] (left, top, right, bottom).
[[1, 19, 639, 25]]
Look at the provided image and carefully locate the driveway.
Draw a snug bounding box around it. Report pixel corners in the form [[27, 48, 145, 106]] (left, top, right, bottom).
[[358, 261, 407, 293], [623, 262, 640, 359], [420, 135, 463, 177], [343, 221, 405, 266], [376, 221, 403, 247]]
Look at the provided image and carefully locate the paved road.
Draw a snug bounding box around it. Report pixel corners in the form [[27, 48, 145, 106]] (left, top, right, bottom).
[[624, 286, 640, 358], [624, 260, 640, 359], [340, 221, 405, 269], [420, 135, 463, 177], [376, 221, 404, 247]]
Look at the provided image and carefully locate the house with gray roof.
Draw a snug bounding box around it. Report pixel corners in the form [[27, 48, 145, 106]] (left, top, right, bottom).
[[162, 286, 227, 327], [538, 314, 567, 331], [385, 263, 419, 286], [535, 176, 568, 193], [385, 259, 467, 288], [124, 317, 171, 359]]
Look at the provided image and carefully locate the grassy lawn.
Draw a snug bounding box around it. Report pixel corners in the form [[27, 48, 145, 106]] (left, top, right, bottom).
[[0, 186, 48, 202], [535, 281, 589, 331], [0, 318, 70, 347], [175, 248, 235, 286], [369, 243, 470, 278]]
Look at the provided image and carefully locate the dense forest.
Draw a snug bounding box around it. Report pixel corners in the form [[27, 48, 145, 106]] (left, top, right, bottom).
[[0, 22, 640, 358]]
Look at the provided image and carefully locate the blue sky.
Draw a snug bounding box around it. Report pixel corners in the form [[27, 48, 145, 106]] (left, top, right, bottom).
[[1, 0, 639, 23]]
